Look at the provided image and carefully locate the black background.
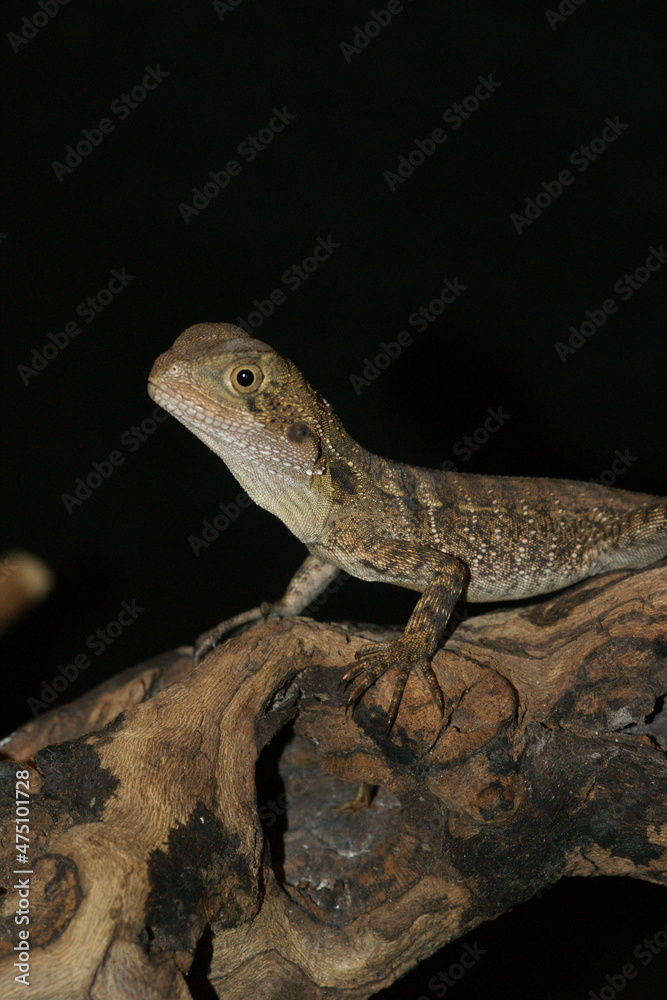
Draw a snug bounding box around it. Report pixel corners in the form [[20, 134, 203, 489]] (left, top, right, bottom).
[[2, 2, 666, 997]]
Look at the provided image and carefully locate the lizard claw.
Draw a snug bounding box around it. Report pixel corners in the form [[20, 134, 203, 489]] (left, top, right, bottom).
[[193, 606, 267, 664], [338, 781, 375, 814], [341, 638, 444, 732], [193, 625, 225, 665]]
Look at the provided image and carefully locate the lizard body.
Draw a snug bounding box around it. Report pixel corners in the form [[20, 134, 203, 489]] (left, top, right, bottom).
[[148, 323, 667, 729]]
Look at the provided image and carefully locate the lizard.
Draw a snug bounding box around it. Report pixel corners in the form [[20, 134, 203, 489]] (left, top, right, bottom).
[[148, 322, 667, 732]]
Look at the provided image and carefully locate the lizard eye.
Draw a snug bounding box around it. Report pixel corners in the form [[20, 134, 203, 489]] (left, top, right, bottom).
[[230, 364, 263, 394]]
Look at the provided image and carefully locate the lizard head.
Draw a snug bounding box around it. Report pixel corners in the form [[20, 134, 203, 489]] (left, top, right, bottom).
[[148, 323, 340, 539]]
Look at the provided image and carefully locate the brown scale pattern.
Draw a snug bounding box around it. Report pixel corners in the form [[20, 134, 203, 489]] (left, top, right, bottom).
[[149, 323, 667, 729]]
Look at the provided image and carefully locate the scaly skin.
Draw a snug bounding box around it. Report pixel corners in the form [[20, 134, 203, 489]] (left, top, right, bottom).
[[148, 323, 667, 730]]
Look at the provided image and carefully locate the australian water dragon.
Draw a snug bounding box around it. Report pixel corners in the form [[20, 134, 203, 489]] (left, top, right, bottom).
[[148, 323, 667, 730]]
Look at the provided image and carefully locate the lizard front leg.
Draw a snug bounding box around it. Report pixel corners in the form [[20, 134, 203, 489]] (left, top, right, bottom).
[[194, 554, 340, 662], [342, 550, 468, 731]]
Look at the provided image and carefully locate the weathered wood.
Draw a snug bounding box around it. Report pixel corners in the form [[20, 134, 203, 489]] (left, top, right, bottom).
[[1, 563, 666, 999], [0, 551, 54, 636]]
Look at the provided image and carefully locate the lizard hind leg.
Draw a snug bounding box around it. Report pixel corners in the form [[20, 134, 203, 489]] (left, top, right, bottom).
[[193, 606, 266, 663], [194, 554, 341, 664]]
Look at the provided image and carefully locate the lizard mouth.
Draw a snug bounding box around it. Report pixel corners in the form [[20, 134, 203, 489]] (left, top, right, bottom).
[[148, 380, 221, 429], [147, 377, 160, 400]]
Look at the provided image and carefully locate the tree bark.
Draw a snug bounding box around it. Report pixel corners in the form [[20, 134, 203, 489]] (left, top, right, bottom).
[[1, 563, 666, 999]]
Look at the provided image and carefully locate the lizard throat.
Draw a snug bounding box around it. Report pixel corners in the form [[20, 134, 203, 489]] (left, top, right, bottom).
[[148, 381, 331, 542]]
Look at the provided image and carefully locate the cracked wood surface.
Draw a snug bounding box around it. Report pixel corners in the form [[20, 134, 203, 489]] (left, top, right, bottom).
[[0, 563, 666, 999]]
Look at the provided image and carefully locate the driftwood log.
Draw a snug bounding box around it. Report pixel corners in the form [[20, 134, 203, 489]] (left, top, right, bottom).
[[1, 563, 666, 999]]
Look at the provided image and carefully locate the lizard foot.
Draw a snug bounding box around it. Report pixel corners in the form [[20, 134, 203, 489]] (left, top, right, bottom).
[[193, 605, 267, 664], [338, 781, 375, 814], [342, 636, 444, 732]]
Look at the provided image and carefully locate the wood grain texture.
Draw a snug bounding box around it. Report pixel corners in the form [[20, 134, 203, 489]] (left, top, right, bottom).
[[1, 563, 666, 998]]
